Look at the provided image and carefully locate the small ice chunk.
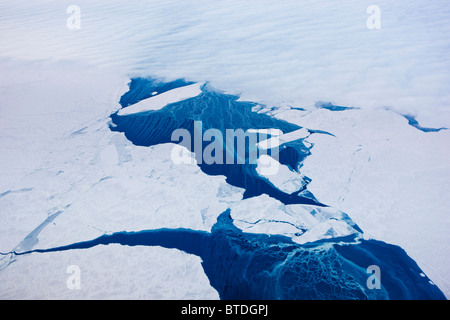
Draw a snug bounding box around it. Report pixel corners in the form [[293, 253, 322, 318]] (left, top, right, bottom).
[[256, 155, 304, 193], [118, 83, 203, 115]]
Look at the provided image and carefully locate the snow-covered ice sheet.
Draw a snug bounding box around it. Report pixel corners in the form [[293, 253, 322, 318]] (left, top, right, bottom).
[[257, 128, 310, 150], [0, 0, 449, 299], [256, 155, 305, 194], [118, 82, 203, 115], [229, 194, 362, 245], [0, 59, 448, 299]]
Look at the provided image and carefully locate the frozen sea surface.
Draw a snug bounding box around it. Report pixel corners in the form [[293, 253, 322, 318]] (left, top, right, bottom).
[[0, 0, 449, 299], [3, 77, 445, 300]]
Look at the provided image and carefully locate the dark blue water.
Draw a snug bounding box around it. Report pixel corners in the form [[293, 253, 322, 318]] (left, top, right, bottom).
[[111, 78, 320, 205], [16, 210, 445, 300]]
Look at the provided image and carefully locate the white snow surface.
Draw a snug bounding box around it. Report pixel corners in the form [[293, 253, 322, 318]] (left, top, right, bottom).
[[0, 59, 235, 299]]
